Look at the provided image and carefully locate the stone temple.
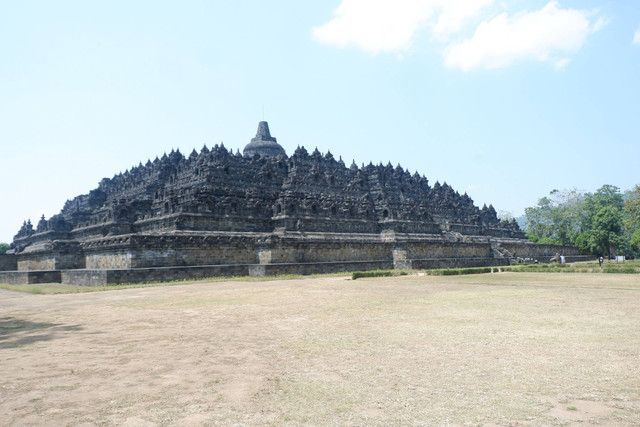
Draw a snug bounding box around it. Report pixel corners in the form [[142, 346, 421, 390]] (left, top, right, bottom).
[[0, 122, 578, 285]]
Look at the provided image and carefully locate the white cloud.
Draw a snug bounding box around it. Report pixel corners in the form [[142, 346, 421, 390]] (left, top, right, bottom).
[[311, 0, 493, 54], [634, 28, 640, 45], [313, 0, 603, 71], [592, 17, 609, 33], [444, 2, 601, 71], [555, 58, 571, 69], [432, 0, 494, 40]]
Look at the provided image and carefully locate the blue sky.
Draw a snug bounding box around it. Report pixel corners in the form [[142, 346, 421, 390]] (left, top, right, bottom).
[[1, 0, 639, 243]]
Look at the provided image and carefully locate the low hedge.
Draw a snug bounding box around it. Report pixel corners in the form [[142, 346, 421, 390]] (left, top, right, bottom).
[[426, 267, 493, 276], [351, 270, 409, 280]]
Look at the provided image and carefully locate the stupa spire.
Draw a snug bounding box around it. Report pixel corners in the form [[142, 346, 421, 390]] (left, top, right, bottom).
[[254, 121, 276, 142]]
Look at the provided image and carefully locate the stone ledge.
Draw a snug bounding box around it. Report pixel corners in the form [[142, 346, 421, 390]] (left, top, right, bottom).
[[1, 255, 599, 287], [62, 264, 250, 286], [407, 257, 510, 270], [0, 254, 17, 271], [249, 260, 393, 277], [0, 270, 61, 284]]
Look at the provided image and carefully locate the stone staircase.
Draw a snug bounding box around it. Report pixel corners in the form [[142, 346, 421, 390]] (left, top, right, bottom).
[[490, 240, 514, 259]]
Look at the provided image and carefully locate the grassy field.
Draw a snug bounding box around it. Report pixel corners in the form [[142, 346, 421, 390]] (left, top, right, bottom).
[[1, 272, 639, 426]]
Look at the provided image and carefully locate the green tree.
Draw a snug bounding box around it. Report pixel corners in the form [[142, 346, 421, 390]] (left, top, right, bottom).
[[0, 243, 9, 254], [624, 185, 640, 228], [574, 232, 592, 253], [577, 185, 626, 256], [524, 185, 635, 256], [588, 205, 625, 257], [583, 185, 624, 230], [623, 185, 640, 256], [524, 188, 585, 245], [631, 229, 640, 250], [536, 236, 562, 246]]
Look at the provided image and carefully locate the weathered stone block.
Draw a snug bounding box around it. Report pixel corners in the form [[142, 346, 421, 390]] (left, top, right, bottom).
[[0, 254, 17, 271]]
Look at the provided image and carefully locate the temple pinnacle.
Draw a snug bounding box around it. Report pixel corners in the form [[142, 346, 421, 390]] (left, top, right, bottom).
[[243, 121, 286, 158]]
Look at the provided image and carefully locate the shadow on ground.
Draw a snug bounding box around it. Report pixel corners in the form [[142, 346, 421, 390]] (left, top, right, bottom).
[[0, 317, 83, 349]]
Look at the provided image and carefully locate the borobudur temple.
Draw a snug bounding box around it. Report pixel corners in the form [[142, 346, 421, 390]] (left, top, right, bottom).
[[0, 121, 579, 285]]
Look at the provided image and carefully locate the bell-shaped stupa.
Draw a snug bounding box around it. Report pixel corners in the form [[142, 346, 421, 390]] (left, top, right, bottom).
[[243, 121, 286, 158]]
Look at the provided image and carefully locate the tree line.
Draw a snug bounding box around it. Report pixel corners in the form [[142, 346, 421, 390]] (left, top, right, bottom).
[[525, 184, 640, 258]]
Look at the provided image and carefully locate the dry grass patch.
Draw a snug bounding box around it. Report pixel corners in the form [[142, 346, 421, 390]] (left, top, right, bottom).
[[1, 273, 639, 426]]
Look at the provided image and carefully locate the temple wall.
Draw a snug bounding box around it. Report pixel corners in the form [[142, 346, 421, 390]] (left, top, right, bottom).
[[71, 225, 111, 240], [0, 254, 17, 271], [17, 252, 84, 271], [86, 251, 133, 269], [265, 241, 391, 264], [402, 242, 492, 259], [118, 238, 499, 268], [500, 243, 580, 258], [13, 231, 72, 248], [0, 270, 62, 284], [18, 258, 56, 271], [10, 235, 585, 271], [8, 229, 586, 286], [62, 265, 250, 286], [273, 217, 380, 234], [270, 217, 443, 234], [4, 236, 589, 286], [125, 214, 275, 234], [249, 260, 393, 276], [449, 223, 482, 235], [409, 257, 509, 270], [388, 221, 442, 234], [171, 214, 273, 233], [482, 227, 526, 238], [130, 244, 258, 268]]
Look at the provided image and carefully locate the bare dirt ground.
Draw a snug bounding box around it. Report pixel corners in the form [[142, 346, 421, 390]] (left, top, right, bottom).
[[1, 272, 639, 426]]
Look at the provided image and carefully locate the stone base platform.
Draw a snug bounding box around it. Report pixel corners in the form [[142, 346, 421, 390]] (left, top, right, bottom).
[[1, 259, 394, 286], [0, 270, 62, 285], [61, 264, 251, 286], [248, 260, 393, 277], [0, 255, 598, 286], [400, 257, 509, 270]]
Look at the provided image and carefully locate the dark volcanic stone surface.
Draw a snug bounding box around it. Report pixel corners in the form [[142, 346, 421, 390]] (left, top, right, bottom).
[[12, 121, 524, 252]]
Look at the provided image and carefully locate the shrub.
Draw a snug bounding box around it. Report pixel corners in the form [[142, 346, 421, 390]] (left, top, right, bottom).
[[603, 266, 638, 274], [426, 267, 492, 276], [459, 267, 492, 275], [351, 270, 408, 280], [537, 237, 562, 246]]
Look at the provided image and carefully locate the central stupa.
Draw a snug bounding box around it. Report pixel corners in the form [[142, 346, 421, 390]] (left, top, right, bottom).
[[242, 121, 286, 158]]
